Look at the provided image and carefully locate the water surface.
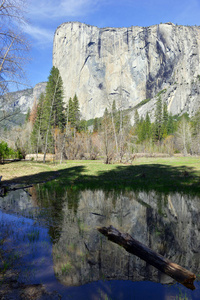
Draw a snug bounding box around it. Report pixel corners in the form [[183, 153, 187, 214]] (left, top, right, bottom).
[[0, 184, 200, 299]]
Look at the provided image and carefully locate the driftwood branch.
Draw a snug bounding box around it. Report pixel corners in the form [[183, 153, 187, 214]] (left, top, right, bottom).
[[98, 225, 196, 290]]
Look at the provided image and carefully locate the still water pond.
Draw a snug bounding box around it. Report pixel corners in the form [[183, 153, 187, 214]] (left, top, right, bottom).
[[0, 183, 200, 299]]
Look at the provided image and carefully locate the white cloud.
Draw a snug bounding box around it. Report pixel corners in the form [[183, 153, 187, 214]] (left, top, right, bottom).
[[28, 0, 102, 19], [59, 0, 100, 17], [25, 0, 112, 46], [23, 23, 54, 46]]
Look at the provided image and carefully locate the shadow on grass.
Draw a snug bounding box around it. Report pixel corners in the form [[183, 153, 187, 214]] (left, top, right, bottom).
[[1, 162, 200, 195], [93, 164, 200, 194]]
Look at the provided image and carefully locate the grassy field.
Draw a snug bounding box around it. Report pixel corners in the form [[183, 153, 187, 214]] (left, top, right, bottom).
[[1, 156, 200, 195]]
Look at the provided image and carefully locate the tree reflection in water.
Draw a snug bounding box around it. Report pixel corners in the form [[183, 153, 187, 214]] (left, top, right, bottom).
[[0, 184, 200, 299]]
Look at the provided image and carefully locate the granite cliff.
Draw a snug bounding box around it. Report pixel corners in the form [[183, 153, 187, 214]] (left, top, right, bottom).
[[1, 82, 47, 114], [53, 22, 200, 121]]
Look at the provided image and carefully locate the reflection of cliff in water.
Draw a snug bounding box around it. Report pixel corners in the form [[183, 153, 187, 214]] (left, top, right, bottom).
[[52, 190, 200, 287], [1, 185, 200, 288]]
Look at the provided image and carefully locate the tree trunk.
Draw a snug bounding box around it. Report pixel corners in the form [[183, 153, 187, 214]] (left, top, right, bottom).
[[110, 109, 118, 155], [98, 225, 196, 290]]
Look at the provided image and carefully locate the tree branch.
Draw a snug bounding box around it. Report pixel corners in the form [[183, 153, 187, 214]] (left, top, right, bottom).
[[98, 225, 196, 290]]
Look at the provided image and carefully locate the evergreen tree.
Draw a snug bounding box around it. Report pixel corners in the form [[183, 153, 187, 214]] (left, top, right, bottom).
[[73, 94, 80, 127], [102, 108, 114, 163], [67, 97, 74, 126], [192, 108, 200, 136], [44, 66, 65, 130], [42, 67, 65, 162], [154, 96, 163, 141], [78, 120, 88, 132], [112, 100, 120, 132], [134, 109, 141, 142], [191, 108, 200, 154], [31, 93, 46, 153], [167, 113, 175, 134], [93, 118, 99, 132], [112, 100, 117, 114], [103, 108, 109, 118], [162, 102, 169, 138], [163, 102, 169, 126], [134, 109, 140, 126], [145, 112, 151, 139], [151, 122, 156, 142], [137, 117, 146, 142], [66, 94, 81, 130]]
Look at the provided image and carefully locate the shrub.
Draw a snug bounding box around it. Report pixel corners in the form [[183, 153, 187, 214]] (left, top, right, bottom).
[[0, 141, 23, 162], [0, 141, 9, 163]]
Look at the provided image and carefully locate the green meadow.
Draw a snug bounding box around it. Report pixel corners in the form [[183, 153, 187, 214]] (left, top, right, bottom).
[[1, 156, 200, 195]]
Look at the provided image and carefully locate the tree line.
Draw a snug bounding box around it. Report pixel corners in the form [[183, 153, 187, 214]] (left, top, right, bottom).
[[29, 65, 200, 163], [1, 1, 200, 164], [30, 66, 86, 162], [1, 66, 200, 164]]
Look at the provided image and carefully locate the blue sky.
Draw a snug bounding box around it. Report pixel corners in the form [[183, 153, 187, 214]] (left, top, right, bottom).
[[23, 0, 200, 88]]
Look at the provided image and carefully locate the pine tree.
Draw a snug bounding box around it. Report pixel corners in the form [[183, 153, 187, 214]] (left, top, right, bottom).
[[44, 66, 65, 130], [154, 96, 163, 141], [167, 113, 175, 134], [145, 112, 151, 140], [192, 108, 200, 136], [66, 97, 74, 125], [163, 102, 169, 126], [42, 67, 65, 162], [191, 108, 200, 154], [134, 109, 140, 126], [137, 117, 146, 142], [112, 100, 120, 131], [111, 100, 119, 153], [93, 118, 99, 132], [31, 92, 46, 154], [162, 102, 169, 138], [78, 120, 87, 132], [73, 94, 80, 128], [102, 108, 114, 164], [66, 94, 81, 130]]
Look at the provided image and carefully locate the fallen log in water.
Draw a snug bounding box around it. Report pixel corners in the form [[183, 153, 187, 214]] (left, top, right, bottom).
[[98, 225, 196, 290]]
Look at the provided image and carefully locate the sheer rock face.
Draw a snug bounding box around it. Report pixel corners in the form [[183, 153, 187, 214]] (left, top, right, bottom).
[[53, 22, 200, 120], [16, 82, 47, 113], [1, 82, 47, 114]]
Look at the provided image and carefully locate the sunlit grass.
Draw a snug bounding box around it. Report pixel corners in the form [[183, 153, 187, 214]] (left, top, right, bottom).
[[1, 157, 200, 194]]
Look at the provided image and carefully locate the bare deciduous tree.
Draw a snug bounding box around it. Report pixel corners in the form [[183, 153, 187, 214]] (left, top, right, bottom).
[[102, 109, 115, 164], [175, 117, 192, 155], [0, 0, 30, 121]]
